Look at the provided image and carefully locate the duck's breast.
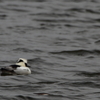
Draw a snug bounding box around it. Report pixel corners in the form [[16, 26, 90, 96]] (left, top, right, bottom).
[[14, 67, 31, 75]]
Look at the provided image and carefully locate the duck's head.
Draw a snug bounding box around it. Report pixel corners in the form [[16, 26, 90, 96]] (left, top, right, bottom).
[[16, 58, 30, 67], [17, 58, 27, 63]]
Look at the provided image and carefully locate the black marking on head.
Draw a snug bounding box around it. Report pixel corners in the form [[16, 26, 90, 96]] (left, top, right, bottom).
[[18, 59, 23, 63], [25, 63, 31, 68]]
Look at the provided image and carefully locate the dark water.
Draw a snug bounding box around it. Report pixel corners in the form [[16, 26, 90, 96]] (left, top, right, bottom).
[[0, 0, 100, 99]]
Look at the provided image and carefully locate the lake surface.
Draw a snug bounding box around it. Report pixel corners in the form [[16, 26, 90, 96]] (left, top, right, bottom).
[[0, 0, 100, 100]]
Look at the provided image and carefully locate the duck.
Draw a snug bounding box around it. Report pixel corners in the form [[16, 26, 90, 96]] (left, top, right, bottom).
[[0, 58, 31, 75]]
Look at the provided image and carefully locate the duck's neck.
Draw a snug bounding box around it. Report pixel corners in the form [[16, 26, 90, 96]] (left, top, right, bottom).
[[16, 62, 26, 67]]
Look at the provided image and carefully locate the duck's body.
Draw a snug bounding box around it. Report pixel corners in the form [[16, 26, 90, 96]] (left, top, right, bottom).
[[14, 66, 31, 75], [0, 58, 31, 75]]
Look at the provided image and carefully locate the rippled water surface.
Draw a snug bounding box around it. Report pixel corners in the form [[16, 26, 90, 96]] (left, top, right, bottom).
[[0, 0, 100, 100]]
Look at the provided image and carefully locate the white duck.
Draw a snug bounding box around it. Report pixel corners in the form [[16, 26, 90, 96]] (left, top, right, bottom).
[[0, 58, 31, 75]]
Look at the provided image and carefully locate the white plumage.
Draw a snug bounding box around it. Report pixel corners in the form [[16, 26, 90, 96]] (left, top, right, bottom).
[[14, 66, 31, 75]]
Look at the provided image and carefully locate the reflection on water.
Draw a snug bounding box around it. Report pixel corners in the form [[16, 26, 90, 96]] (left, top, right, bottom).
[[0, 0, 100, 100]]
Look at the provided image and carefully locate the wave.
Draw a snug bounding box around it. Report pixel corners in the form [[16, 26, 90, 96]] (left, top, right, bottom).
[[13, 48, 34, 53], [76, 71, 100, 77], [71, 81, 100, 88], [50, 49, 100, 56]]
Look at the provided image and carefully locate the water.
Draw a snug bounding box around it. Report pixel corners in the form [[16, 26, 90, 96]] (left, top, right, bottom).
[[0, 0, 100, 99]]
